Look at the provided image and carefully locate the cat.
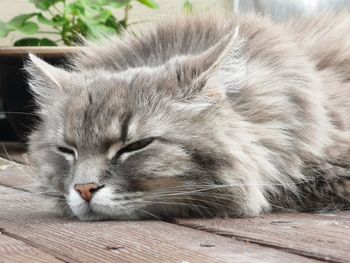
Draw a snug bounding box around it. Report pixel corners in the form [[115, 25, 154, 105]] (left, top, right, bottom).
[[26, 13, 350, 221]]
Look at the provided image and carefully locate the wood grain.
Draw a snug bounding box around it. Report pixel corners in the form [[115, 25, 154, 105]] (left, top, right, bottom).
[[0, 157, 39, 192], [0, 186, 318, 263], [0, 231, 64, 263], [177, 211, 350, 263]]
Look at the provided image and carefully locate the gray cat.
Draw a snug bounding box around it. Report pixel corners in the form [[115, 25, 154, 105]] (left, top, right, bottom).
[[27, 14, 350, 221]]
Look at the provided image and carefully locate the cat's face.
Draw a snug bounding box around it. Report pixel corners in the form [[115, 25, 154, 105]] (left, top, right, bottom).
[[27, 32, 251, 220]]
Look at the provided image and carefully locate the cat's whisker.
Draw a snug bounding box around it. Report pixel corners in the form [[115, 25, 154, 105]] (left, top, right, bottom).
[[147, 189, 242, 204], [146, 181, 312, 198], [270, 204, 299, 213], [135, 199, 209, 210], [1, 181, 49, 192], [1, 146, 44, 186], [22, 154, 38, 177], [4, 190, 65, 201], [167, 196, 236, 210], [135, 208, 163, 221], [145, 184, 249, 198], [0, 111, 38, 116]]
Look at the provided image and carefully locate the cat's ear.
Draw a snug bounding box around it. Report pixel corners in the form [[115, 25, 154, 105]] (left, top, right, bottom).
[[178, 27, 245, 101], [199, 27, 245, 100], [25, 54, 70, 101]]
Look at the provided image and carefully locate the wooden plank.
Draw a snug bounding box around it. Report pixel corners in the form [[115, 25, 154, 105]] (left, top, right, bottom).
[[0, 186, 318, 263], [0, 231, 64, 263], [0, 47, 81, 57], [0, 157, 39, 192], [177, 211, 350, 263]]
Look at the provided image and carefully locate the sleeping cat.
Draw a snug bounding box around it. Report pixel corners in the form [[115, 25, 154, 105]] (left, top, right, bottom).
[[27, 14, 350, 221]]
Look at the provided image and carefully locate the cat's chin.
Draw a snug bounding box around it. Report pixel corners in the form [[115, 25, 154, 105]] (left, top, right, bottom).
[[72, 208, 138, 221]]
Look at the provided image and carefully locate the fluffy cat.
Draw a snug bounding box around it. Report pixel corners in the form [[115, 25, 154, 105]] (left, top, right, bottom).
[[27, 14, 350, 221]]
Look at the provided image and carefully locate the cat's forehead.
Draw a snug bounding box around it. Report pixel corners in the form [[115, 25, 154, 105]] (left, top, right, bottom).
[[62, 101, 169, 151], [57, 66, 179, 147], [61, 91, 159, 147], [68, 66, 174, 97], [63, 92, 132, 144]]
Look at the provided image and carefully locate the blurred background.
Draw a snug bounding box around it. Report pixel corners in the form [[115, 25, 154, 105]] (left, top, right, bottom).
[[2, 0, 350, 46], [0, 0, 233, 46], [239, 0, 350, 20]]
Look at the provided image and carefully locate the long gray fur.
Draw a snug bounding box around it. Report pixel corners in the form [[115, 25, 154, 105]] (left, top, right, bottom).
[[26, 14, 350, 220]]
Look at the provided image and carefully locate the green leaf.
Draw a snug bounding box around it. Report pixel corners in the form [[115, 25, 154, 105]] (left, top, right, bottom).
[[29, 0, 62, 10], [84, 21, 115, 39], [0, 20, 12, 37], [14, 37, 57, 46], [66, 2, 85, 16], [18, 22, 39, 35], [52, 15, 65, 26], [37, 13, 55, 25], [114, 20, 127, 34], [39, 38, 58, 46], [104, 14, 117, 28], [8, 13, 37, 29], [94, 10, 114, 24], [182, 0, 193, 14], [98, 0, 131, 8], [2, 0, 157, 46], [14, 38, 40, 46], [136, 0, 158, 9]]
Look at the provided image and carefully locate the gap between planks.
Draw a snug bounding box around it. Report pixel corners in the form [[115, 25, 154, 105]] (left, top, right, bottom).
[[175, 220, 334, 262], [176, 212, 350, 263], [0, 227, 65, 263]]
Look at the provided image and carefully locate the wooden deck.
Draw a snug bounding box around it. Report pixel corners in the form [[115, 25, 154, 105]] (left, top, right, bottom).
[[0, 145, 349, 263]]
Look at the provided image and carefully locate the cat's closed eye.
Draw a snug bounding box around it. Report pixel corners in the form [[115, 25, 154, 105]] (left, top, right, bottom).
[[118, 138, 154, 156], [57, 146, 78, 160]]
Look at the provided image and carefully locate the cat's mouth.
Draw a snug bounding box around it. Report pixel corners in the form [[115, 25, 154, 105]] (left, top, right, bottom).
[[67, 185, 144, 221]]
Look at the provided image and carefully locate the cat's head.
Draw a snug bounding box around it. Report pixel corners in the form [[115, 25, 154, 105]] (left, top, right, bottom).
[[26, 30, 253, 220]]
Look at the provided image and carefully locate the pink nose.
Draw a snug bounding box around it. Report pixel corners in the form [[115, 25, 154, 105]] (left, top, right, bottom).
[[74, 183, 103, 202]]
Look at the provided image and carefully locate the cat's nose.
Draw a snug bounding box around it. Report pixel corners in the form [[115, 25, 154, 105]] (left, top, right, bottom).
[[74, 183, 103, 202]]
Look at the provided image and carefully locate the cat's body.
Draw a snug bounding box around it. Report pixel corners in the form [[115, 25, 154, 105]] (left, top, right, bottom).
[[27, 13, 350, 220]]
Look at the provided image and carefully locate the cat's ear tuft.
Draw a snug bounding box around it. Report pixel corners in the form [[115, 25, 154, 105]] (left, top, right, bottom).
[[203, 27, 245, 96], [179, 27, 246, 102], [25, 54, 70, 100]]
